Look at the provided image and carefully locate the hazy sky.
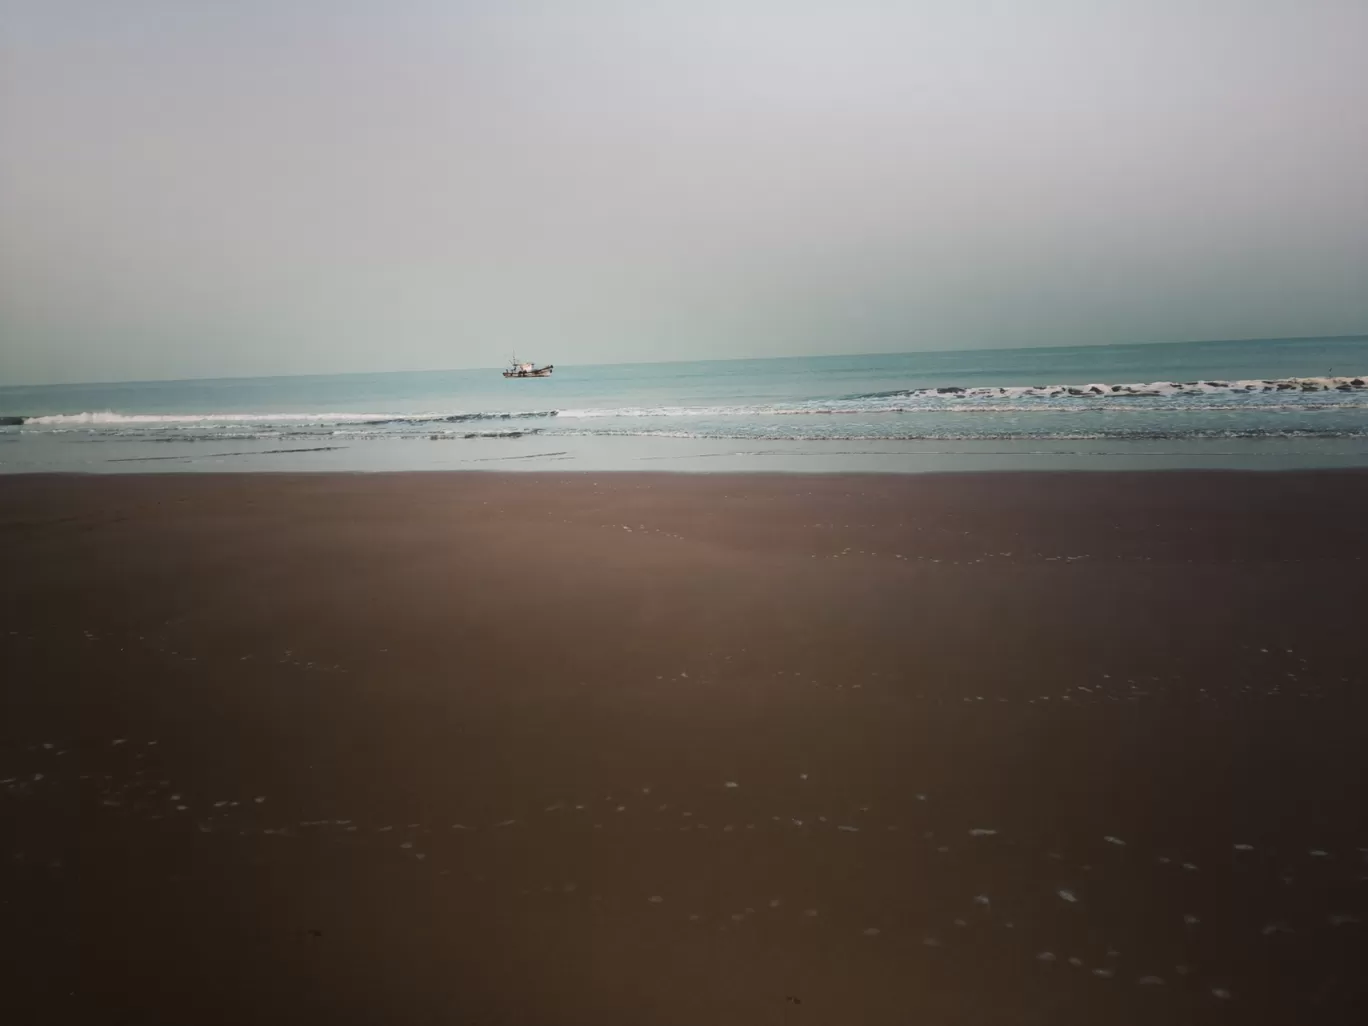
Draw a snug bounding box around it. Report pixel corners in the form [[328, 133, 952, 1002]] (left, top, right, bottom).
[[2, 0, 1365, 384]]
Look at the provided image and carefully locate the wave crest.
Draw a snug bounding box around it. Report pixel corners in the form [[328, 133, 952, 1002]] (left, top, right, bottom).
[[7, 375, 1363, 434], [844, 375, 1367, 401], [18, 409, 559, 427]]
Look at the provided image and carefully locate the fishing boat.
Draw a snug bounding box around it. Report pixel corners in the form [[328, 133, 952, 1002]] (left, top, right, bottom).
[[502, 358, 554, 378]]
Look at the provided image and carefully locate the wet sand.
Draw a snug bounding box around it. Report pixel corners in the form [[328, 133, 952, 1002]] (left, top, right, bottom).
[[3, 471, 1367, 1025]]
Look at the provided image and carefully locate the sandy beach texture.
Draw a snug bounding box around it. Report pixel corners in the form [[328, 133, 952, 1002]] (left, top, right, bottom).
[[3, 471, 1366, 1025]]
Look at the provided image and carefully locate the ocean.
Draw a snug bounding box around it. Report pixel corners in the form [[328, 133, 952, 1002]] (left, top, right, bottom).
[[3, 335, 1365, 473]]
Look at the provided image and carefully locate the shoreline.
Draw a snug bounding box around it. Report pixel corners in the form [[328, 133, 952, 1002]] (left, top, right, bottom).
[[5, 431, 1368, 475]]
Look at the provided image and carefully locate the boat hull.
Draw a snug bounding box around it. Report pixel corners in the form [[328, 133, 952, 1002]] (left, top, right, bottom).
[[502, 366, 554, 378]]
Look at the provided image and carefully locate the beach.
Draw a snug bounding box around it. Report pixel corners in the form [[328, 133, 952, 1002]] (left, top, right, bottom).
[[4, 470, 1367, 1025]]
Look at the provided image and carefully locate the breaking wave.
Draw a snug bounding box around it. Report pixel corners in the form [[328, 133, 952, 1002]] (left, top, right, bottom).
[[15, 409, 558, 426], [13, 426, 1363, 444], [552, 427, 1368, 442], [5, 374, 1363, 449], [842, 374, 1367, 401]]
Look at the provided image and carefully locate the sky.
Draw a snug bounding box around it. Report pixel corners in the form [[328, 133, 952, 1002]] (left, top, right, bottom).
[[1, 0, 1365, 385]]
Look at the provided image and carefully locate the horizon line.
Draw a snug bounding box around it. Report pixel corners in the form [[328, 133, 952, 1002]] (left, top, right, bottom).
[[3, 332, 1364, 391]]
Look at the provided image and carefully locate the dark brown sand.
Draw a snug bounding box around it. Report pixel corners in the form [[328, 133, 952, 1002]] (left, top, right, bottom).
[[3, 471, 1367, 1026]]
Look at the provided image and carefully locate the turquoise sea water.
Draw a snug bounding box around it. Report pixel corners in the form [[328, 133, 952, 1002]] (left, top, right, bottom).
[[3, 336, 1365, 472]]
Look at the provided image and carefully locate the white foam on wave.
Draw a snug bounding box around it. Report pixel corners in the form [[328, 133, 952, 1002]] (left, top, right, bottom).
[[25, 410, 406, 426], [21, 409, 559, 429], [859, 375, 1367, 402], [557, 376, 1368, 421], [15, 373, 1365, 444]]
